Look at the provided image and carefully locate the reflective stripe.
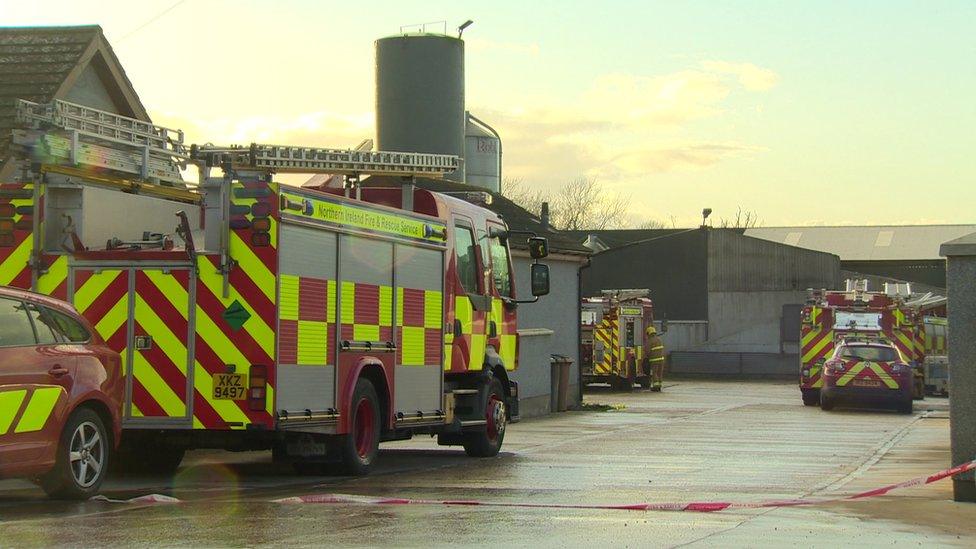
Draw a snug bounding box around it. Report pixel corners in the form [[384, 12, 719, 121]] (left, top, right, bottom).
[[0, 389, 27, 435], [14, 387, 63, 433], [0, 236, 32, 286]]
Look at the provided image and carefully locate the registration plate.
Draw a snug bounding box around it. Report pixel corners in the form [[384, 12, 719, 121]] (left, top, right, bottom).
[[212, 373, 247, 400], [851, 379, 881, 388]]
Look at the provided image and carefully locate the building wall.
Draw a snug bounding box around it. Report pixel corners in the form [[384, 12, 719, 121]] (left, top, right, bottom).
[[64, 63, 119, 113], [707, 229, 841, 292], [704, 290, 809, 353], [582, 229, 707, 320], [511, 253, 582, 417]]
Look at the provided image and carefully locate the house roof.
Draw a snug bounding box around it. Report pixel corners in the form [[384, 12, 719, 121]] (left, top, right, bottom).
[[744, 225, 976, 261], [0, 25, 150, 157], [360, 175, 590, 255]]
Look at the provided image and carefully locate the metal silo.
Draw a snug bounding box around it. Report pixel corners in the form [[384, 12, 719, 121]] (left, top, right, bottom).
[[376, 33, 465, 181], [464, 112, 501, 192]]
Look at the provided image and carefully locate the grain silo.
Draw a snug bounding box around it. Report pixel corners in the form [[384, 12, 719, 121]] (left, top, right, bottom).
[[464, 112, 501, 192], [375, 33, 465, 181]]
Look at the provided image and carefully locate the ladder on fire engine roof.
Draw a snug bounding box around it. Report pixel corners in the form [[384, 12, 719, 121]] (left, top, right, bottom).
[[190, 143, 460, 178], [12, 99, 189, 187]]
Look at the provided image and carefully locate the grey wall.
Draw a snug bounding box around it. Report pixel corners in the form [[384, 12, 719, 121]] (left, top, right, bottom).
[[511, 253, 582, 417], [705, 290, 809, 353], [583, 229, 707, 320], [707, 230, 841, 292], [945, 254, 976, 501]]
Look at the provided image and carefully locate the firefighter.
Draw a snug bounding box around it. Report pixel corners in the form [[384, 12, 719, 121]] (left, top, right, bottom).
[[644, 324, 665, 392]]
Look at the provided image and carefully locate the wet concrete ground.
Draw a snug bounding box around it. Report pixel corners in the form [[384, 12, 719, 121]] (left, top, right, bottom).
[[1, 380, 973, 547]]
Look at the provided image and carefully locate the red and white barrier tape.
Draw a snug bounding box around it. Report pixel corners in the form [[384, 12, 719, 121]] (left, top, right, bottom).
[[275, 460, 976, 513], [90, 493, 181, 504]]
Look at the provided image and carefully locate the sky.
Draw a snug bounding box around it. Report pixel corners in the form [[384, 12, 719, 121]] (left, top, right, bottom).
[[2, 0, 974, 227]]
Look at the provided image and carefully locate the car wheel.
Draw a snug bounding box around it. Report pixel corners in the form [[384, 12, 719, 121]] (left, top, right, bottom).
[[819, 393, 834, 411], [801, 389, 820, 406], [463, 377, 507, 458], [41, 408, 110, 499], [338, 378, 381, 476], [897, 398, 914, 415]]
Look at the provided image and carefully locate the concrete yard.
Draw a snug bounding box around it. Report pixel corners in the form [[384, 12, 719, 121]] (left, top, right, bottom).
[[1, 380, 973, 547]]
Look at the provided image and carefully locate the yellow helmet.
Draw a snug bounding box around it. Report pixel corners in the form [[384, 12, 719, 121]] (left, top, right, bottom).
[[646, 325, 657, 335]]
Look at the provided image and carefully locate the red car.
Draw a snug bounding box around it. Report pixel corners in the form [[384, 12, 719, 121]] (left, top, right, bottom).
[[820, 340, 913, 414], [0, 287, 122, 498]]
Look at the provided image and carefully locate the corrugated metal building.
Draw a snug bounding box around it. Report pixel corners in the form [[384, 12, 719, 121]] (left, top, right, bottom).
[[745, 225, 976, 289], [582, 228, 840, 377]]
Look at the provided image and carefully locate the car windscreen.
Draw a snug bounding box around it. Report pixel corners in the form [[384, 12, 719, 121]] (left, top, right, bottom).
[[839, 345, 899, 362]]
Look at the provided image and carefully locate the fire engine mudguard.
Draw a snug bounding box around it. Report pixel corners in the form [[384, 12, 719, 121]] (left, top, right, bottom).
[[483, 351, 518, 422], [339, 358, 393, 433]]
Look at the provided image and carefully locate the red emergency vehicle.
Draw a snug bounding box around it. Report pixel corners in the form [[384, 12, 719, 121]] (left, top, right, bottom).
[[799, 280, 923, 407], [819, 339, 914, 413], [0, 99, 549, 475], [0, 287, 122, 498]]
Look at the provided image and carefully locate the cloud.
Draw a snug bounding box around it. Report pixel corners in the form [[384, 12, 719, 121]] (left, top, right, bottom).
[[601, 142, 767, 176], [700, 60, 779, 91]]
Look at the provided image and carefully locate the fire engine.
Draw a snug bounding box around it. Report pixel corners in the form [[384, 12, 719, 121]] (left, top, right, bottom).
[[0, 99, 550, 474], [799, 280, 924, 407], [580, 289, 662, 391]]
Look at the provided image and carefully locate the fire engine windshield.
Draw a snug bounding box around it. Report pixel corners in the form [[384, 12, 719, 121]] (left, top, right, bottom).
[[834, 311, 882, 331], [839, 345, 899, 362]]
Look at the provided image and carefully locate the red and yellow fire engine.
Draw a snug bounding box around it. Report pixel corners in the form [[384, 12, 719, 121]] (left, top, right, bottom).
[[0, 99, 550, 474], [799, 280, 924, 407], [580, 289, 662, 391]]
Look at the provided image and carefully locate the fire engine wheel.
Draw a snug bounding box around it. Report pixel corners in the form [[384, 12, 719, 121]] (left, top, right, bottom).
[[819, 393, 835, 411], [40, 408, 110, 499], [896, 398, 914, 415], [638, 376, 651, 390], [801, 389, 820, 406], [463, 377, 507, 458], [339, 378, 381, 476]]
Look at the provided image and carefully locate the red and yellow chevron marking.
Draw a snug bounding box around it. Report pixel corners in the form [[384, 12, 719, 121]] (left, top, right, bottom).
[[889, 328, 915, 363], [129, 270, 191, 419], [835, 361, 900, 389], [0, 183, 36, 289], [37, 254, 68, 300], [593, 317, 619, 376], [800, 326, 834, 389], [279, 274, 336, 365], [73, 268, 130, 382], [397, 287, 443, 367], [193, 254, 276, 429]]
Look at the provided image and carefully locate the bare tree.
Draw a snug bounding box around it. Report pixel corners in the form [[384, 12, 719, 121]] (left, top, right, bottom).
[[718, 207, 762, 228], [503, 176, 630, 231], [501, 177, 545, 218], [551, 177, 630, 231]]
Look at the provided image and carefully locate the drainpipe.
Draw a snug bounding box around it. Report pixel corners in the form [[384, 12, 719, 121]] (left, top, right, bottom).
[[577, 256, 591, 406]]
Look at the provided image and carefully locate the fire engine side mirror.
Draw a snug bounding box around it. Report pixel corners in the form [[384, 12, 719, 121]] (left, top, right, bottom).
[[530, 263, 550, 297], [528, 237, 548, 259]]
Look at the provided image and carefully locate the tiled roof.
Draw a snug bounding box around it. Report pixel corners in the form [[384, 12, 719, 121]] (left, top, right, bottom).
[[0, 25, 149, 157]]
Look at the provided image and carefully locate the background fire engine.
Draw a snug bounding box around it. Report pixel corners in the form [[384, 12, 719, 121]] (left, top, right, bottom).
[[580, 289, 663, 391], [0, 99, 550, 474], [798, 280, 945, 406]]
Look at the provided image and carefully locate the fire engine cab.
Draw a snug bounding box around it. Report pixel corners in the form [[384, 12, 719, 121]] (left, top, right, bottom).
[[0, 99, 550, 475], [799, 280, 924, 408]]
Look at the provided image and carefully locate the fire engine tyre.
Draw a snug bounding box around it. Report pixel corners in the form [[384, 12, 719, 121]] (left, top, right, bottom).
[[801, 389, 820, 406], [40, 408, 110, 500], [339, 378, 381, 476], [463, 377, 507, 458], [819, 393, 835, 411]]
